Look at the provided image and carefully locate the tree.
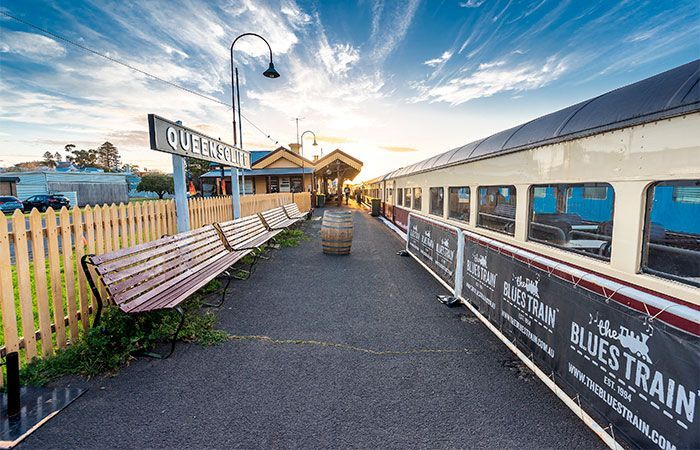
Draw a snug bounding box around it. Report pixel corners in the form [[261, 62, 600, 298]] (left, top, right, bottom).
[[43, 151, 56, 168], [67, 148, 98, 168], [96, 141, 120, 172], [54, 151, 62, 162], [137, 173, 174, 199], [186, 157, 213, 193]]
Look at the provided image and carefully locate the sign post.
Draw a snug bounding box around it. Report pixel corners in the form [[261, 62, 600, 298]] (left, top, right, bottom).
[[148, 114, 250, 227], [171, 154, 190, 232]]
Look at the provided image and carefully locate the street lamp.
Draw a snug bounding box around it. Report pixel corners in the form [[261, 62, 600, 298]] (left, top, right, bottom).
[[300, 130, 317, 192], [230, 33, 280, 196]]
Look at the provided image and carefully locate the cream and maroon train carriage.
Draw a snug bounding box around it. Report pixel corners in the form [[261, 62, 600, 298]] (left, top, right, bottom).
[[377, 60, 700, 449]]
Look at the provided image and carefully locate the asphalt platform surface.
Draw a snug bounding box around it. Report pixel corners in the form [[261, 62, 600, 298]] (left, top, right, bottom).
[[22, 203, 603, 449]]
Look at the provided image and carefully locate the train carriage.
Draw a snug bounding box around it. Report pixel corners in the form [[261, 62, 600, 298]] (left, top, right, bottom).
[[375, 60, 700, 450]]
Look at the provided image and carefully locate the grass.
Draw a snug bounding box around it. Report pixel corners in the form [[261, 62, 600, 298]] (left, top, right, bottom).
[[1, 225, 308, 385], [18, 281, 229, 386], [275, 229, 308, 248]]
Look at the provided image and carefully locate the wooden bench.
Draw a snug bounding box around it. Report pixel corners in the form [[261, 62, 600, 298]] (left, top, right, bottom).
[[81, 224, 250, 357], [283, 203, 310, 221], [214, 214, 281, 276], [259, 206, 300, 231]]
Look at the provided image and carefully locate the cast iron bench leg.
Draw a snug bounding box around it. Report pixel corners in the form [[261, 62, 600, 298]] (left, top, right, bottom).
[[163, 306, 186, 359], [202, 273, 233, 308]]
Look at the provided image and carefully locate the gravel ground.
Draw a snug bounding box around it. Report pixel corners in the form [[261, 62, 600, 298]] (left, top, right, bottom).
[[21, 204, 604, 449]]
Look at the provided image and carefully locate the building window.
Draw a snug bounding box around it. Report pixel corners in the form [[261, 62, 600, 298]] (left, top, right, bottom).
[[397, 188, 403, 206], [529, 183, 615, 260], [429, 187, 444, 216], [291, 176, 303, 193], [404, 188, 412, 208], [448, 187, 470, 222], [412, 188, 422, 211], [477, 186, 516, 235], [643, 180, 700, 287]]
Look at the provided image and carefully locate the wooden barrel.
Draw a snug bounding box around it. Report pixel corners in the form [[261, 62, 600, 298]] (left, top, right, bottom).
[[321, 211, 353, 255]]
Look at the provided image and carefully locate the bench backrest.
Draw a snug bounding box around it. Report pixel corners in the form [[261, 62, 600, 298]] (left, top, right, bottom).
[[89, 225, 229, 312], [259, 206, 289, 229], [217, 215, 269, 249], [283, 203, 304, 217]]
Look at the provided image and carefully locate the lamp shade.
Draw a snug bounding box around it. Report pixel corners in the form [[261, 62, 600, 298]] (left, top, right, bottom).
[[263, 62, 281, 79]]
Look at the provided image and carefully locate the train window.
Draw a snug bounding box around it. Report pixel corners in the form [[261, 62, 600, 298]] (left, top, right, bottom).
[[387, 188, 393, 203], [397, 188, 404, 206], [405, 188, 412, 208], [477, 186, 516, 235], [528, 183, 614, 260], [642, 180, 700, 287], [448, 187, 470, 222], [429, 187, 444, 216], [413, 188, 422, 211]]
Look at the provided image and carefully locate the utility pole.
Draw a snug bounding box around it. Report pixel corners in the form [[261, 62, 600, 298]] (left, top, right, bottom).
[[293, 117, 304, 144]]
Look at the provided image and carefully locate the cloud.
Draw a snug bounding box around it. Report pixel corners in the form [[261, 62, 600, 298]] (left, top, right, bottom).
[[459, 0, 486, 7], [423, 51, 453, 67], [0, 31, 66, 59], [381, 145, 418, 152], [319, 42, 360, 76], [370, 0, 421, 63], [412, 56, 568, 105], [318, 135, 354, 144]]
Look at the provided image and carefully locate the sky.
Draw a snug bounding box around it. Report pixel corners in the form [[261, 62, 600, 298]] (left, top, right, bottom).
[[1, 0, 698, 181]]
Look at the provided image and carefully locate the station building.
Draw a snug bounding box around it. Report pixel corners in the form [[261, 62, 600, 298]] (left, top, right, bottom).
[[200, 144, 362, 196]]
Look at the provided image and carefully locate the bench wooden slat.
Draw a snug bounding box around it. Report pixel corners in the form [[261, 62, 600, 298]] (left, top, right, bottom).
[[96, 227, 220, 275], [90, 226, 216, 265], [119, 250, 231, 313], [112, 238, 228, 306], [131, 250, 250, 313], [107, 238, 226, 296]]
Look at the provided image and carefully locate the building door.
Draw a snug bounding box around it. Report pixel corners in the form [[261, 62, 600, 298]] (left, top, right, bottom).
[[279, 177, 291, 193]]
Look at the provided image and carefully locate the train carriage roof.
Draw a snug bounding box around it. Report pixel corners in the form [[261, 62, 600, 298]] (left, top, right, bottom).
[[383, 59, 700, 180]]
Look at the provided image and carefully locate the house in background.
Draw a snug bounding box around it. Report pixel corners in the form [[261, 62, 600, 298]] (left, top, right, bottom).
[[9, 171, 129, 206], [0, 176, 19, 196]]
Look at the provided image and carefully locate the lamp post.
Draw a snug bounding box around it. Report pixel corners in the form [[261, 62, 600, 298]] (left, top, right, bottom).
[[300, 130, 317, 192], [230, 33, 280, 205]]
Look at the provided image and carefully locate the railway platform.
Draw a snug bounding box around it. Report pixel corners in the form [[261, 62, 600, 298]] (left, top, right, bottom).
[[20, 205, 603, 449]]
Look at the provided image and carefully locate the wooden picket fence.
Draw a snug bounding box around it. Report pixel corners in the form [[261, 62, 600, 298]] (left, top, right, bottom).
[[0, 192, 311, 377]]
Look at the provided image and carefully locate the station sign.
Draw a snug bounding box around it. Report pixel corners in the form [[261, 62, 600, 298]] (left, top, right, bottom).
[[147, 114, 250, 169]]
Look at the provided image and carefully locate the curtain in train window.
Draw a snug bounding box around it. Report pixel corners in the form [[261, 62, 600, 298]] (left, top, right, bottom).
[[477, 185, 516, 235], [643, 180, 700, 287], [528, 183, 614, 260], [448, 187, 470, 222], [429, 187, 444, 216], [412, 188, 422, 211], [404, 188, 412, 208]]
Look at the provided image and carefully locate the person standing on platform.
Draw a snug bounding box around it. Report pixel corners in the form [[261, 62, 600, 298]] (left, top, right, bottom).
[[343, 185, 351, 205]]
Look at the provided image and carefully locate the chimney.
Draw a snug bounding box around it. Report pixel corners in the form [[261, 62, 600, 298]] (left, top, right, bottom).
[[289, 143, 301, 154], [313, 155, 319, 162]]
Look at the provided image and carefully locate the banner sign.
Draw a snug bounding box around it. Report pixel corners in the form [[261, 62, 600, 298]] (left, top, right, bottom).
[[407, 214, 460, 290], [461, 235, 700, 449], [148, 114, 250, 169], [393, 206, 409, 232]]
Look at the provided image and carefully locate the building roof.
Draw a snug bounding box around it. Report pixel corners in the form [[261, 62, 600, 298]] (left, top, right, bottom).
[[253, 146, 315, 168], [201, 167, 315, 178], [250, 150, 272, 164], [382, 59, 700, 180]]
